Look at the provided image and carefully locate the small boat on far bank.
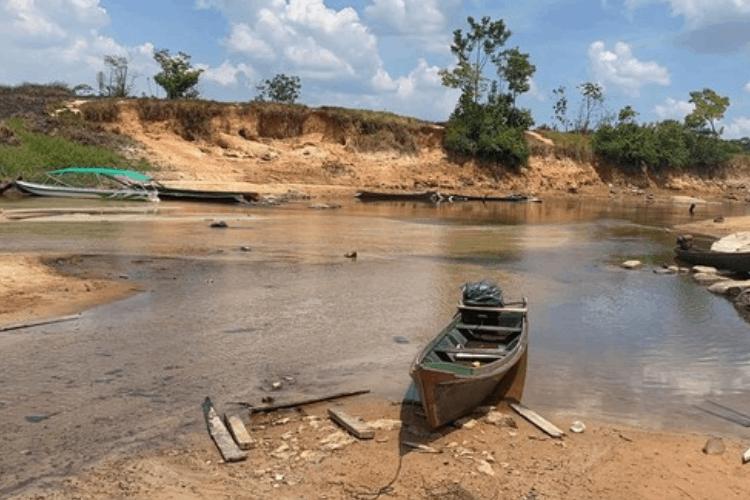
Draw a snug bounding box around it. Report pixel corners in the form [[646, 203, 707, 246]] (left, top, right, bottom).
[[411, 282, 529, 428], [355, 190, 540, 204], [14, 179, 156, 201]]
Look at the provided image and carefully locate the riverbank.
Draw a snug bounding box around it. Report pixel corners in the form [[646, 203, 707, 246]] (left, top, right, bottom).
[[22, 398, 750, 500], [0, 254, 135, 326], [676, 215, 750, 239]]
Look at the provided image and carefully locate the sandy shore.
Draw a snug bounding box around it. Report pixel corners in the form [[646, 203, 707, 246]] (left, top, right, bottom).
[[21, 398, 750, 500], [676, 215, 750, 240], [0, 254, 136, 326]]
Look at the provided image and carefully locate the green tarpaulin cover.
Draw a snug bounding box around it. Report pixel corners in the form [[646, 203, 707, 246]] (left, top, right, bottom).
[[48, 167, 152, 182]]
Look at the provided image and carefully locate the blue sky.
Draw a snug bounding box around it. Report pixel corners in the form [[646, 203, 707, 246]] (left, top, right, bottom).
[[2, 0, 750, 137]]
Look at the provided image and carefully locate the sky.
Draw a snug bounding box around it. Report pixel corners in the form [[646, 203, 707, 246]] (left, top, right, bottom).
[[2, 0, 750, 137]]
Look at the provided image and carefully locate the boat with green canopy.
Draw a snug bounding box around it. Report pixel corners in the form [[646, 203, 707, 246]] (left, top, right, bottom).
[[14, 167, 258, 204]]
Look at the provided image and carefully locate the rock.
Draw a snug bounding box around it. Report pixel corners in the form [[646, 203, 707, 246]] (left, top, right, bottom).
[[621, 260, 642, 270], [735, 290, 750, 309], [714, 216, 725, 223], [668, 266, 680, 273], [210, 221, 228, 228], [271, 381, 283, 391], [692, 265, 718, 274], [653, 268, 675, 275], [693, 273, 730, 285], [404, 442, 440, 453], [300, 450, 326, 464], [240, 246, 251, 252], [476, 460, 495, 476], [344, 251, 357, 259], [743, 448, 750, 464], [703, 437, 726, 456], [708, 280, 750, 296], [319, 431, 355, 451], [483, 411, 517, 428], [393, 336, 410, 344], [367, 419, 402, 431], [570, 421, 586, 434], [679, 267, 691, 274], [454, 417, 478, 429]]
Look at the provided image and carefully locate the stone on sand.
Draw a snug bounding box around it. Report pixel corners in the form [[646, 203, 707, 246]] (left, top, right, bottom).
[[703, 437, 726, 456], [693, 273, 729, 285], [621, 260, 642, 270]]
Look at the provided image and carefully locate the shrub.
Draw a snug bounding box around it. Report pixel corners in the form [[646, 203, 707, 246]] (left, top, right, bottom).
[[80, 100, 120, 122]]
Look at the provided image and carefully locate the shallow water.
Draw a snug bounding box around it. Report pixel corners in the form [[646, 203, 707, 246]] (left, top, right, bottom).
[[1, 196, 749, 493]]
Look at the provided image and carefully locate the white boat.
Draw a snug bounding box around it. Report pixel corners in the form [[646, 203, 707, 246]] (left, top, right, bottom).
[[14, 180, 157, 202]]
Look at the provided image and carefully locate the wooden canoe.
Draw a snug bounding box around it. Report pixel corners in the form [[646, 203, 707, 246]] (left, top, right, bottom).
[[675, 246, 750, 273], [410, 299, 529, 429], [14, 180, 155, 201]]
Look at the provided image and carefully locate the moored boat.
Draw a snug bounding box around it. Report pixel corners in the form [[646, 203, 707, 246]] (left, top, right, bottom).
[[14, 179, 156, 201], [410, 282, 529, 428]]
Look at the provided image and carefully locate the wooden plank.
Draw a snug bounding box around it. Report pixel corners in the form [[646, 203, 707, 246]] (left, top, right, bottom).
[[510, 403, 565, 438], [456, 323, 522, 333], [457, 303, 528, 314], [328, 408, 374, 440], [230, 389, 371, 412], [202, 397, 247, 462], [0, 314, 81, 333], [224, 414, 254, 450]]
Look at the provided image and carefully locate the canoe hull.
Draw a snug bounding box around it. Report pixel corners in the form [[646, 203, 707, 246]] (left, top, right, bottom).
[[410, 313, 528, 429], [14, 180, 153, 201], [675, 247, 750, 273]]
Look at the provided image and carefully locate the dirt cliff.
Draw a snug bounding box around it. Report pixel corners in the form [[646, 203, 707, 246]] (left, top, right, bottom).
[[78, 100, 750, 200]]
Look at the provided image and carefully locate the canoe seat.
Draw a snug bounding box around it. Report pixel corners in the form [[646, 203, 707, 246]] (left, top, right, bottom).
[[456, 323, 521, 334], [436, 347, 507, 361]]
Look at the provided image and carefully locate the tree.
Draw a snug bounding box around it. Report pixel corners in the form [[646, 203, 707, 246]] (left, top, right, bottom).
[[255, 74, 301, 104], [618, 105, 638, 124], [439, 16, 512, 104], [552, 86, 568, 131], [686, 88, 729, 135], [501, 48, 535, 106], [96, 55, 134, 97], [576, 82, 604, 134], [153, 49, 203, 99]]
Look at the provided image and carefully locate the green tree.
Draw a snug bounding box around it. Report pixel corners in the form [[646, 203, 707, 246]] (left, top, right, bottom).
[[618, 105, 638, 124], [500, 48, 535, 105], [686, 88, 729, 135], [153, 49, 203, 99], [97, 55, 134, 97], [439, 16, 512, 104], [551, 86, 569, 131], [255, 74, 302, 104], [576, 82, 604, 133]]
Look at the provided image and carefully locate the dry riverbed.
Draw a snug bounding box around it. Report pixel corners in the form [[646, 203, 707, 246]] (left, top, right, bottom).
[[20, 398, 750, 500], [0, 254, 135, 326]]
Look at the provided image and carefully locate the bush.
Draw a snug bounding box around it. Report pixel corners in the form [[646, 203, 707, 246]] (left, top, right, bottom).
[[593, 120, 734, 171], [134, 99, 223, 140], [80, 100, 120, 122]]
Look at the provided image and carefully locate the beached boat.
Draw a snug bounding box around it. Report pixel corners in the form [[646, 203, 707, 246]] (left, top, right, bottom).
[[14, 179, 156, 201], [675, 247, 750, 273], [410, 291, 529, 428], [355, 190, 540, 203]]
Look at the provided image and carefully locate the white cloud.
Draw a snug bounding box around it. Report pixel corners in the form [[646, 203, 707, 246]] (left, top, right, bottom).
[[0, 0, 157, 92], [653, 97, 694, 120], [197, 0, 457, 119], [199, 60, 255, 86], [588, 41, 670, 95], [744, 82, 750, 93], [722, 117, 750, 139], [627, 0, 750, 27]]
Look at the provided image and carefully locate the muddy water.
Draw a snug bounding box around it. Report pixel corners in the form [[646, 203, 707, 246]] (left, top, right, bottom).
[[1, 196, 750, 494]]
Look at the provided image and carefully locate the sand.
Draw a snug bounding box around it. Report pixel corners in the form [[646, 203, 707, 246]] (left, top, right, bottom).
[[21, 398, 750, 500], [0, 254, 135, 326], [677, 215, 750, 240]]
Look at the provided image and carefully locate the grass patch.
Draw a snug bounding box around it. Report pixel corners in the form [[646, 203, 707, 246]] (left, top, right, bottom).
[[0, 118, 150, 180], [536, 130, 593, 163], [80, 100, 120, 122]]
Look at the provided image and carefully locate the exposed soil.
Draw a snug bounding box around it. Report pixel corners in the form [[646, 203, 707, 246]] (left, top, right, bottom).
[[676, 215, 750, 239], [20, 398, 750, 500], [0, 253, 136, 326], [73, 100, 750, 202]]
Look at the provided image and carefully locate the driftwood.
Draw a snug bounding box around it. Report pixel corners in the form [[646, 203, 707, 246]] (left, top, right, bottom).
[[202, 397, 247, 462], [0, 314, 81, 333], [510, 403, 565, 438], [328, 408, 374, 439], [224, 414, 254, 450], [230, 390, 371, 413]]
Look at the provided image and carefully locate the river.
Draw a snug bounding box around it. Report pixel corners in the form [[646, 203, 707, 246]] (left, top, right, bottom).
[[1, 195, 749, 494]]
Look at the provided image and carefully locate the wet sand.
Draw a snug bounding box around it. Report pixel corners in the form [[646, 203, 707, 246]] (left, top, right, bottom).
[[676, 214, 750, 239], [1, 197, 750, 498]]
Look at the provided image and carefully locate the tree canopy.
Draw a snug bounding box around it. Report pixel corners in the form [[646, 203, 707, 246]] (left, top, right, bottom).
[[686, 88, 729, 135], [255, 74, 301, 104], [153, 49, 203, 100]]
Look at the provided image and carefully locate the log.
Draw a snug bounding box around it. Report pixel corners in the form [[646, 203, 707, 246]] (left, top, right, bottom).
[[510, 403, 565, 438], [230, 389, 371, 413], [0, 314, 81, 333], [224, 413, 253, 450], [328, 408, 374, 439], [202, 397, 247, 462]]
